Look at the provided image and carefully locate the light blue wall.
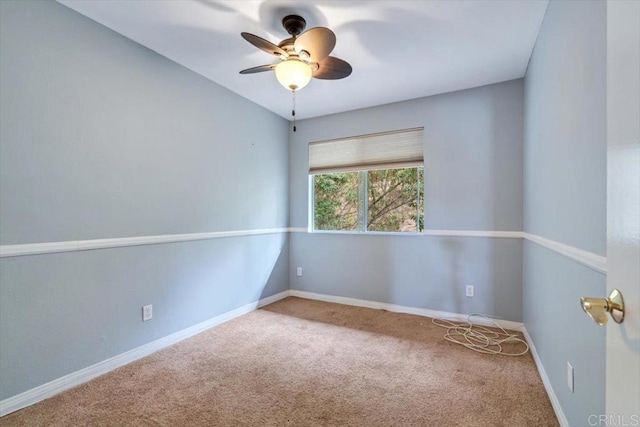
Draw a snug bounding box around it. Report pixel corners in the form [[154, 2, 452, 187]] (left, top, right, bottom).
[[523, 1, 606, 256], [0, 1, 288, 244], [0, 0, 289, 400], [0, 236, 289, 399], [291, 233, 523, 321], [290, 80, 524, 231], [523, 0, 607, 424], [523, 242, 605, 424], [289, 80, 524, 321]]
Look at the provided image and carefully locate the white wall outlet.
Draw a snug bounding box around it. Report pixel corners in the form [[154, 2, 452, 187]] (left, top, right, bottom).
[[465, 285, 474, 297], [567, 362, 574, 393], [142, 304, 152, 322], [296, 267, 303, 277]]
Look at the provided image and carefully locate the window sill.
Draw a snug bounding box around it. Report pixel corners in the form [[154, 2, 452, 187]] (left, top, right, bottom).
[[308, 230, 424, 237]]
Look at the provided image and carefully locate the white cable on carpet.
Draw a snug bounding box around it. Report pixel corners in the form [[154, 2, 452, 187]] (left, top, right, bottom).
[[432, 314, 529, 356]]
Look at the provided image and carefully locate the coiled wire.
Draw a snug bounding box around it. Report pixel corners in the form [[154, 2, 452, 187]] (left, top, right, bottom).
[[432, 313, 529, 356]]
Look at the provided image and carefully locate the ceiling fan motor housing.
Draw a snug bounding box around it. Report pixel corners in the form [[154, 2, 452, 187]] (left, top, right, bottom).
[[278, 38, 296, 56]]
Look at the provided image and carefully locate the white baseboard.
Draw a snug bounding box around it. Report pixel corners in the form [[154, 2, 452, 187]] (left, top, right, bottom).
[[289, 290, 523, 331], [522, 327, 569, 427], [0, 290, 291, 417]]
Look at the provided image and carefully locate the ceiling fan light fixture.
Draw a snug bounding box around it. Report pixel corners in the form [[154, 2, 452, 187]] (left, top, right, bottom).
[[298, 50, 311, 62], [275, 59, 312, 91]]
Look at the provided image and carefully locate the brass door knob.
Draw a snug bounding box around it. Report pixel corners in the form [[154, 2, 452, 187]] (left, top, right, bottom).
[[581, 289, 625, 326]]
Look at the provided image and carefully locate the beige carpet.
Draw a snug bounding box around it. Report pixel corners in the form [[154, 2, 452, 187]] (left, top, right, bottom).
[[1, 297, 558, 426]]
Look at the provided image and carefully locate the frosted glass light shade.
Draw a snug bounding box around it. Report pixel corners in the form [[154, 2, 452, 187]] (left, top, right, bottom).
[[275, 59, 312, 91]]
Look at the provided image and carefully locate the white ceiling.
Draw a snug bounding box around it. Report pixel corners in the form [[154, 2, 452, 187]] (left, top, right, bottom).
[[57, 0, 548, 120]]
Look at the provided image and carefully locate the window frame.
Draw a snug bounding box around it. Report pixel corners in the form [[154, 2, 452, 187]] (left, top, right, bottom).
[[309, 165, 424, 235]]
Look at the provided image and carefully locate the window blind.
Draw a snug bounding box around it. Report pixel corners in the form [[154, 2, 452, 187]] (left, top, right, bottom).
[[308, 127, 424, 175]]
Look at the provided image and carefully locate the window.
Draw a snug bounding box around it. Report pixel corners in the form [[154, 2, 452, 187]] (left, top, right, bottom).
[[310, 128, 424, 233]]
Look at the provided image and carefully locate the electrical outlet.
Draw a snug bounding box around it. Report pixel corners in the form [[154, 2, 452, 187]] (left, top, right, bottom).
[[466, 285, 474, 297], [296, 267, 303, 277], [567, 362, 574, 393], [142, 304, 152, 322]]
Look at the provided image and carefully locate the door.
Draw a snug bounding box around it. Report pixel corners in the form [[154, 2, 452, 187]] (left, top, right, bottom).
[[606, 0, 640, 421]]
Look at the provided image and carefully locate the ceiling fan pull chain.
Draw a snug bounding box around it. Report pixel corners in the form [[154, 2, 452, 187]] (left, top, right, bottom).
[[292, 90, 297, 132]]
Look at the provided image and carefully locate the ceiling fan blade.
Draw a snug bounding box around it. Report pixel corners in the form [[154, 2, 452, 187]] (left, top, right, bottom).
[[313, 56, 352, 80], [241, 32, 288, 58], [239, 64, 276, 74], [294, 27, 336, 62]]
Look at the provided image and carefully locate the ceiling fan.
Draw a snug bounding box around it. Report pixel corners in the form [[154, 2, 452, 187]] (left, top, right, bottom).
[[239, 15, 352, 92]]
